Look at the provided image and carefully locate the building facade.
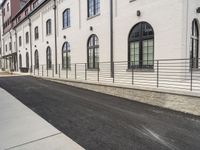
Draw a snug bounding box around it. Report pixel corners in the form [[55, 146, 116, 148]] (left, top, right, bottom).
[[0, 0, 199, 75]]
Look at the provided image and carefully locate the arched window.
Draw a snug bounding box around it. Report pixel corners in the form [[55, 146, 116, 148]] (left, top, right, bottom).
[[34, 26, 39, 40], [19, 36, 22, 46], [46, 19, 52, 35], [46, 46, 52, 69], [128, 22, 154, 69], [62, 42, 71, 69], [25, 32, 29, 43], [63, 9, 70, 29], [87, 34, 99, 69], [88, 0, 100, 17], [26, 52, 29, 68], [191, 19, 199, 68], [19, 54, 22, 68], [35, 50, 39, 69]]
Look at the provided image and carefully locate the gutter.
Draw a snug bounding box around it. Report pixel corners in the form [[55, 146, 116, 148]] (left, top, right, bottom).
[[14, 29, 18, 72], [9, 31, 12, 71], [110, 0, 114, 77], [53, 0, 58, 74], [28, 18, 33, 73], [186, 0, 189, 59]]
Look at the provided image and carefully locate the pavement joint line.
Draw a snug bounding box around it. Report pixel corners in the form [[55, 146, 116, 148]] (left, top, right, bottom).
[[4, 132, 62, 150]]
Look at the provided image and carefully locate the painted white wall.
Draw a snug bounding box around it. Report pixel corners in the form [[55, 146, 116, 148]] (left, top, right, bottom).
[[56, 0, 111, 64], [30, 0, 55, 67], [0, 0, 200, 72]]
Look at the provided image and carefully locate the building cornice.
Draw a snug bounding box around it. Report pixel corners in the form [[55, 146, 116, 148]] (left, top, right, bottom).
[[13, 0, 50, 29]]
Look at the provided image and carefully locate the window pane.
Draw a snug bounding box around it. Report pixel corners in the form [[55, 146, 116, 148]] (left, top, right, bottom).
[[143, 53, 148, 61], [148, 39, 154, 47], [135, 55, 139, 65], [135, 47, 139, 55], [95, 0, 100, 14], [95, 48, 99, 68], [130, 41, 139, 65], [142, 23, 153, 37], [148, 46, 154, 54], [89, 48, 93, 68], [142, 39, 154, 66], [88, 0, 94, 17], [67, 53, 71, 69]]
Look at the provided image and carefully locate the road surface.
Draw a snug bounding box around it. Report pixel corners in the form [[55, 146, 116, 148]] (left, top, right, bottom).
[[0, 76, 200, 150]]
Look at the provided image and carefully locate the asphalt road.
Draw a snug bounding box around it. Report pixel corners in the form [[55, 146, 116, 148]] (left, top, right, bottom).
[[0, 76, 200, 150]]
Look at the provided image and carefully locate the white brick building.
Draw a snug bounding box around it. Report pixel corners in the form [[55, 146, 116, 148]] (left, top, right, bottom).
[[0, 0, 199, 75]]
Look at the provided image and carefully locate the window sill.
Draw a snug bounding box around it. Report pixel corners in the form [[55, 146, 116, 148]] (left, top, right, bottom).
[[192, 68, 200, 72], [87, 68, 99, 71], [46, 33, 52, 36], [87, 13, 100, 20], [63, 26, 71, 30], [129, 0, 136, 3], [61, 68, 71, 71], [46, 69, 52, 70], [126, 68, 155, 72]]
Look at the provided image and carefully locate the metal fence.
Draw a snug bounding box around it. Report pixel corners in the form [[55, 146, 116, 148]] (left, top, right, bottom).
[[32, 58, 200, 92]]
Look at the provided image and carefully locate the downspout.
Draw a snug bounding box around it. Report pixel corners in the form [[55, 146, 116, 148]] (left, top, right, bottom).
[[28, 18, 33, 73], [186, 0, 189, 59], [9, 31, 12, 70], [14, 29, 18, 72], [2, 38, 5, 69], [110, 0, 114, 77], [53, 0, 58, 74]]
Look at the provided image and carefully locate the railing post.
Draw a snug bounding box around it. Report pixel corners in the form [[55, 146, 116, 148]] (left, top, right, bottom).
[[59, 64, 61, 78], [157, 60, 159, 88], [113, 62, 115, 83], [75, 64, 77, 80], [66, 66, 68, 79], [42, 65, 44, 77], [52, 64, 54, 78], [34, 65, 35, 75], [190, 59, 193, 91], [132, 61, 134, 85], [38, 65, 39, 76], [98, 62, 100, 82], [85, 63, 87, 80], [47, 65, 48, 77]]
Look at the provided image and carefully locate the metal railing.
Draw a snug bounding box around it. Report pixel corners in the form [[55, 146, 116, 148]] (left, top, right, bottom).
[[32, 58, 200, 92]]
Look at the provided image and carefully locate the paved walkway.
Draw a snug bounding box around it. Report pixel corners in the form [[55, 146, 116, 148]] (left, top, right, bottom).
[[0, 88, 84, 150], [0, 71, 13, 76]]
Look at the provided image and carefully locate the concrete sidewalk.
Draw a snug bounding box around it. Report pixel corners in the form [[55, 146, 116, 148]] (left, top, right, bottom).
[[0, 88, 85, 150]]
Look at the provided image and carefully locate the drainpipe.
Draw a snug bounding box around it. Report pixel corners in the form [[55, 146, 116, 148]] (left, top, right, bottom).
[[9, 31, 12, 71], [53, 0, 58, 74], [186, 0, 189, 59], [110, 0, 114, 78], [14, 29, 18, 72], [28, 18, 33, 73], [9, 31, 12, 53], [2, 38, 5, 69]]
